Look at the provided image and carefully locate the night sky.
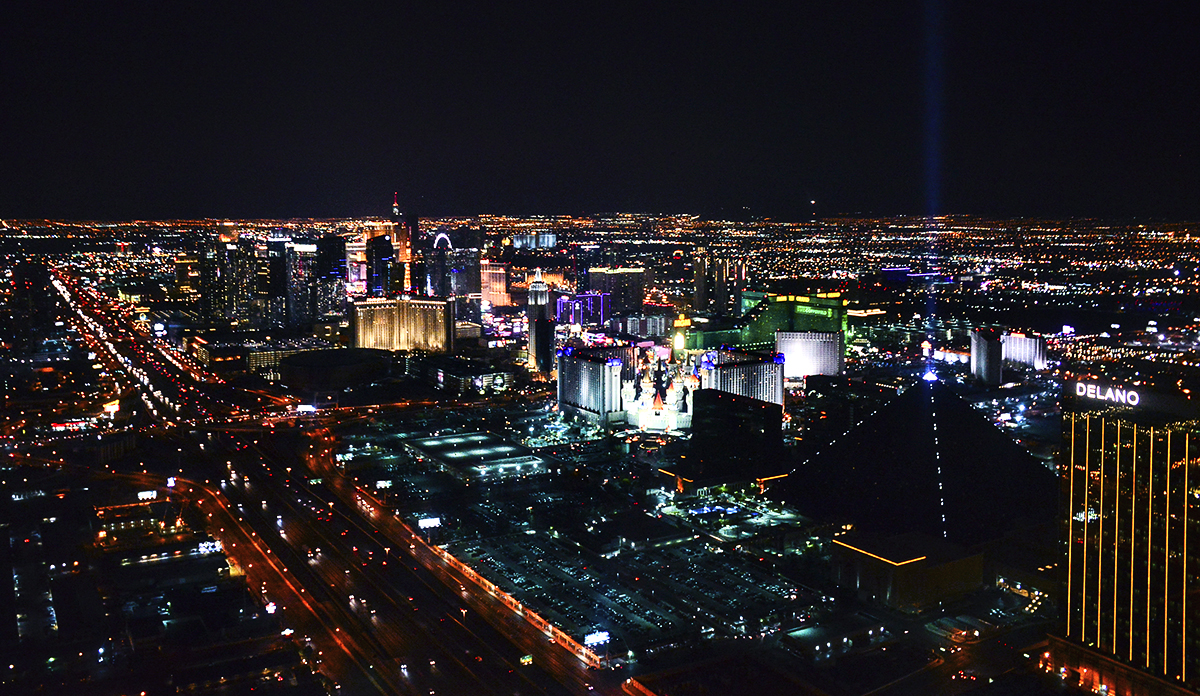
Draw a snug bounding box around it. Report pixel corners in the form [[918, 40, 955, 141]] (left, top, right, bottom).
[[2, 2, 1198, 221]]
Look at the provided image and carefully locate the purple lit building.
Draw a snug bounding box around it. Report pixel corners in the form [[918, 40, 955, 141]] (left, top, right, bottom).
[[556, 292, 610, 326]]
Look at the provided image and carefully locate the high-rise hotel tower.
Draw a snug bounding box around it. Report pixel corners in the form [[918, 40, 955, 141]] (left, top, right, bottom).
[[1049, 377, 1199, 696], [353, 296, 454, 354]]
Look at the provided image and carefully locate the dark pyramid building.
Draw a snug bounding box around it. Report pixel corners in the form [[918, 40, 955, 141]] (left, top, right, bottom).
[[778, 379, 1056, 547]]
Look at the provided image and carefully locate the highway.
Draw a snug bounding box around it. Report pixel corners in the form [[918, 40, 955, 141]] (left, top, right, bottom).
[[42, 264, 622, 694], [190, 477, 395, 694], [205, 427, 585, 695], [49, 266, 282, 425]]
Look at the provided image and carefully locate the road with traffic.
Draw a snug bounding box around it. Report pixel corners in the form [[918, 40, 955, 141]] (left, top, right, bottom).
[[204, 427, 587, 695]]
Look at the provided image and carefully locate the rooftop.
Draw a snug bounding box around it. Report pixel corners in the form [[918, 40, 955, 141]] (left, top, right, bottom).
[[405, 431, 552, 481]]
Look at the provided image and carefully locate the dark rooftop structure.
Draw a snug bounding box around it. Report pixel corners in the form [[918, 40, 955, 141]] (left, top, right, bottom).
[[777, 379, 1057, 547], [278, 347, 391, 392], [631, 652, 826, 696], [683, 389, 785, 487]]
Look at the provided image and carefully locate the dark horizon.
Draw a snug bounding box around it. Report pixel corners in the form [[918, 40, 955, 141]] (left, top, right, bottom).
[[3, 2, 1198, 221]]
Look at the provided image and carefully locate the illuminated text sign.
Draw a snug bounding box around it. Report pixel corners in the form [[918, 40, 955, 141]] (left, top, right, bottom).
[[1075, 382, 1140, 406]]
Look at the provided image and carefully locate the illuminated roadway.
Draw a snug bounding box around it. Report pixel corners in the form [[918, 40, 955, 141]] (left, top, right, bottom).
[[187, 476, 396, 694], [49, 266, 284, 425], [208, 428, 586, 695]]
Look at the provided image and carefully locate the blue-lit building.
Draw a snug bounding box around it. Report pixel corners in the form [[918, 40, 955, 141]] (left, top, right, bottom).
[[365, 233, 394, 298]]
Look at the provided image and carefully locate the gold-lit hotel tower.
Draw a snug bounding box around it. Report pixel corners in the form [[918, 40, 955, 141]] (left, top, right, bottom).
[[352, 296, 454, 354], [1049, 378, 1199, 696]]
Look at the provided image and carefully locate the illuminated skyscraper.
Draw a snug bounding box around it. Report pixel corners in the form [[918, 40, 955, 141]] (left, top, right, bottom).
[[712, 257, 746, 316], [353, 296, 454, 354], [345, 238, 367, 295], [314, 234, 347, 319], [556, 347, 624, 425], [480, 259, 510, 307], [200, 233, 255, 326], [697, 349, 784, 406], [365, 233, 394, 298], [254, 239, 287, 329], [447, 248, 480, 298], [970, 328, 1003, 385], [1002, 331, 1048, 370], [174, 253, 200, 299], [1048, 378, 1200, 695], [527, 268, 553, 374], [774, 330, 843, 378], [528, 268, 549, 310], [285, 240, 318, 329], [692, 250, 746, 315]]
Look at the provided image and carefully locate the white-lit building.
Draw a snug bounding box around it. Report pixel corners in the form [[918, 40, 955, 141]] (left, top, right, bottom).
[[609, 314, 671, 338], [510, 232, 556, 249], [557, 347, 625, 425], [558, 345, 787, 431], [970, 328, 1003, 386], [697, 349, 784, 405], [775, 330, 844, 378], [1001, 331, 1048, 370], [557, 344, 693, 431]]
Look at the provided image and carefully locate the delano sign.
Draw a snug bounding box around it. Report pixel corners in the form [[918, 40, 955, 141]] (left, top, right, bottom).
[[1075, 382, 1141, 406]]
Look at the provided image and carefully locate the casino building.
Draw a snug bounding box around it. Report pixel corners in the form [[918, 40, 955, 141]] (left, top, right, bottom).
[[774, 330, 844, 379], [353, 296, 455, 354], [1047, 378, 1200, 695], [1001, 331, 1049, 370], [556, 346, 627, 426], [970, 328, 1003, 385], [697, 349, 784, 406], [556, 345, 782, 430]]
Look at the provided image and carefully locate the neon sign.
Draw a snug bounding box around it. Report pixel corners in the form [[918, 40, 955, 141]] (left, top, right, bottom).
[[1075, 382, 1140, 406]]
